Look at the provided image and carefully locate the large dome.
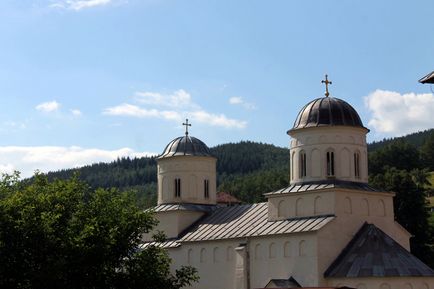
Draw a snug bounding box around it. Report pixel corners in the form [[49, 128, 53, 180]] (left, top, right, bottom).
[[158, 135, 212, 159], [290, 97, 366, 132]]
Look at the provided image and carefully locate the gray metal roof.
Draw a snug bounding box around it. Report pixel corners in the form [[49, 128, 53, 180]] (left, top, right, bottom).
[[290, 97, 367, 133], [324, 223, 434, 278], [266, 180, 383, 196], [158, 135, 212, 159], [180, 203, 335, 242], [140, 239, 181, 249], [152, 203, 217, 213]]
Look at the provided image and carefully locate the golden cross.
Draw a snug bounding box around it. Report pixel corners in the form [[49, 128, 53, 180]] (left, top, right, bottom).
[[182, 118, 191, 136], [321, 74, 332, 97]]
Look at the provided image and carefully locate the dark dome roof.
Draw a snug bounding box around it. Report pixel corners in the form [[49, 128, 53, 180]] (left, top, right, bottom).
[[158, 135, 212, 159], [290, 97, 366, 132]]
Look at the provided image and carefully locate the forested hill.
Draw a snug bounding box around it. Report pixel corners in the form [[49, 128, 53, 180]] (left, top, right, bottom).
[[40, 129, 433, 205], [368, 128, 433, 151]]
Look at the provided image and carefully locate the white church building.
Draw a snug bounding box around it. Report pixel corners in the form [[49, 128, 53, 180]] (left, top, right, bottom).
[[143, 79, 434, 289]]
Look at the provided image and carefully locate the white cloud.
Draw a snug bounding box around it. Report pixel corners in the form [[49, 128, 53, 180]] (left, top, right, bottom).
[[50, 0, 112, 11], [36, 101, 60, 113], [190, 110, 247, 129], [229, 96, 256, 110], [104, 89, 248, 129], [70, 109, 82, 116], [135, 89, 198, 109], [365, 89, 434, 135], [0, 146, 156, 178], [103, 103, 182, 121]]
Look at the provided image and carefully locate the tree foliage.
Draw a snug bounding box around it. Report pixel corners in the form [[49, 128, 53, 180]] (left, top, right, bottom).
[[0, 172, 198, 289]]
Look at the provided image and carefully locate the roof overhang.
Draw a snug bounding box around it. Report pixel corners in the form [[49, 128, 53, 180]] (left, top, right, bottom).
[[419, 71, 434, 84]]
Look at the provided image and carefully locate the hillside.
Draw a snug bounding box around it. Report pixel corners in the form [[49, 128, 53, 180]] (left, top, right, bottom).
[[41, 129, 433, 206]]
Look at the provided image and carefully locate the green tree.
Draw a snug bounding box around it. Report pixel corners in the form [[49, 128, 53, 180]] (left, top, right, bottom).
[[370, 168, 434, 267], [368, 140, 421, 175], [0, 172, 198, 289], [421, 132, 434, 171]]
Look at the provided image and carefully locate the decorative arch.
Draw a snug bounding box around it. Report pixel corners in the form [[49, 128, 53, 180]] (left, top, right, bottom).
[[296, 198, 303, 216], [278, 200, 285, 218], [314, 196, 323, 214], [291, 151, 296, 181], [356, 284, 367, 289], [283, 241, 291, 257], [200, 248, 206, 263], [299, 240, 306, 256], [420, 282, 429, 289], [379, 283, 391, 289], [213, 247, 220, 263], [254, 243, 261, 260], [311, 149, 321, 177], [344, 197, 352, 214], [340, 148, 350, 177], [403, 283, 413, 289], [361, 198, 370, 216], [269, 243, 276, 259], [226, 246, 233, 261], [378, 199, 386, 217], [189, 175, 197, 199], [187, 248, 193, 265]]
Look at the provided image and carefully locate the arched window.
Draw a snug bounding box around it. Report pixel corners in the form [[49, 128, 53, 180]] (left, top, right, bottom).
[[174, 178, 181, 197], [291, 151, 295, 180], [354, 152, 360, 178], [326, 151, 335, 176], [299, 151, 307, 178], [204, 179, 209, 199]]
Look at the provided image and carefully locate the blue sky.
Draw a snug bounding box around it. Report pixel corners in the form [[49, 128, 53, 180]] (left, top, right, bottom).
[[1, 0, 433, 177]]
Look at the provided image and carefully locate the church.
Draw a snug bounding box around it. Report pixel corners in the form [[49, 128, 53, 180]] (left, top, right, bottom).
[[143, 77, 434, 289]]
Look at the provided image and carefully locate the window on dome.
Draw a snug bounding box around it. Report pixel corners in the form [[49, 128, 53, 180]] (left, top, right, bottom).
[[204, 179, 209, 198], [299, 151, 307, 178], [174, 178, 181, 197], [326, 151, 335, 176], [354, 152, 360, 178]]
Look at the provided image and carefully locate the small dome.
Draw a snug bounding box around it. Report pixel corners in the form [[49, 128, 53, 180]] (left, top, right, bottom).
[[290, 97, 366, 132], [158, 135, 212, 159]]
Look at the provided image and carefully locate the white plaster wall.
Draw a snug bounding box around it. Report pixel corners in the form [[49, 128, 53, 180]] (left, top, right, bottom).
[[142, 210, 204, 241], [328, 276, 434, 289], [268, 191, 335, 221], [167, 233, 320, 289], [157, 156, 217, 205], [288, 126, 369, 184]]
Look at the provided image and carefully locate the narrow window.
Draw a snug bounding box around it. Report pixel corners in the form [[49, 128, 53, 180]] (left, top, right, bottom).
[[204, 179, 209, 199], [174, 178, 181, 197], [326, 151, 334, 176], [354, 152, 360, 178], [299, 151, 306, 178]]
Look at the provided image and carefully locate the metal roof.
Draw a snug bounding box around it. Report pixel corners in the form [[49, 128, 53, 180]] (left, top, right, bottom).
[[266, 180, 383, 196], [158, 135, 212, 159], [140, 239, 181, 249], [419, 71, 434, 84], [152, 203, 217, 213], [290, 97, 366, 133], [324, 223, 434, 278], [180, 203, 335, 242]]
